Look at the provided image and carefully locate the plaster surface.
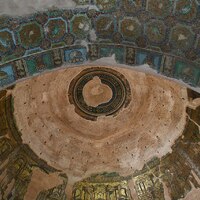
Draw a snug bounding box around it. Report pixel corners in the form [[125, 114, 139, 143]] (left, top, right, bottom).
[[24, 169, 63, 200], [83, 76, 113, 107], [0, 0, 76, 16], [12, 65, 188, 187]]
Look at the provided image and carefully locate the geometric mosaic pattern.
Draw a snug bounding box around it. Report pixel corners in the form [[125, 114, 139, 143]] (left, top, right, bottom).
[[0, 1, 200, 88]]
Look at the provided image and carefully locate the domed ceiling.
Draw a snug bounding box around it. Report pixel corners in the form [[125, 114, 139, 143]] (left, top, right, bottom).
[[0, 0, 200, 200]]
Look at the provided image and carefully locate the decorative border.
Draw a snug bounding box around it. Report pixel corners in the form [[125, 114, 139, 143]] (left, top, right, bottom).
[[0, 2, 199, 89], [0, 43, 199, 89]]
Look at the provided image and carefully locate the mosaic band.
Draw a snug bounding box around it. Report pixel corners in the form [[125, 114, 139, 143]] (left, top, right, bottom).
[[0, 0, 200, 89]]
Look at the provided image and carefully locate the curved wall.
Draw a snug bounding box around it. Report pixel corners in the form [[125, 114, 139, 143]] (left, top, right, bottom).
[[0, 0, 200, 89], [0, 1, 200, 200]]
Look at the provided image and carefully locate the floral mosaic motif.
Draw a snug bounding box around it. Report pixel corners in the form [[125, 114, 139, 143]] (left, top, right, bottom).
[[170, 25, 195, 51], [145, 20, 167, 44], [18, 22, 43, 49], [120, 17, 142, 41], [175, 0, 198, 21], [95, 15, 116, 38], [44, 17, 68, 42], [0, 29, 16, 55], [147, 0, 174, 18], [94, 0, 118, 12], [25, 52, 54, 75], [70, 15, 91, 39], [0, 3, 199, 88], [64, 47, 87, 64]]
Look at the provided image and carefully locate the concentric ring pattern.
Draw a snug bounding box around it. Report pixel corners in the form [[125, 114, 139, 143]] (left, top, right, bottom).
[[69, 67, 131, 120]]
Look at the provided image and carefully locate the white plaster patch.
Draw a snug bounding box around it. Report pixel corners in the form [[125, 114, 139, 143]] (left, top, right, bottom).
[[0, 0, 100, 16], [0, 0, 76, 16], [89, 29, 97, 41]]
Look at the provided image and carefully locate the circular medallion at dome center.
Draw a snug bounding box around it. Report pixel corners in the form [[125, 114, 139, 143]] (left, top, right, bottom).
[[68, 67, 131, 120]]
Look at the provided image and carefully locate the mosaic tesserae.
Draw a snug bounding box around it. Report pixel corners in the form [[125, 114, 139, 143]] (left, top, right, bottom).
[[0, 0, 200, 200]]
